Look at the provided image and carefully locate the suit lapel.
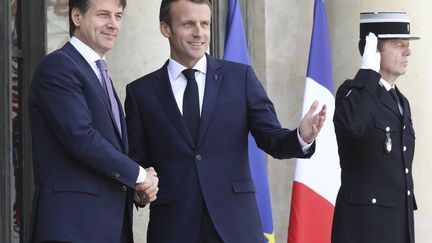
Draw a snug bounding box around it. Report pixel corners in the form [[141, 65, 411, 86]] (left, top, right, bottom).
[[107, 77, 125, 143], [152, 56, 224, 148], [62, 43, 125, 149], [197, 55, 223, 146], [152, 61, 196, 148], [379, 85, 403, 122], [63, 43, 110, 109], [114, 89, 128, 152]]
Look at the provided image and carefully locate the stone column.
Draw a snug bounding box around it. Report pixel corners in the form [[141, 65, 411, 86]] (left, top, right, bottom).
[[261, 1, 314, 242]]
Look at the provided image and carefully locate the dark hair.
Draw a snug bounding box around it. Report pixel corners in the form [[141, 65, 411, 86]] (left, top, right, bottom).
[[358, 38, 385, 56], [69, 0, 127, 37], [159, 0, 212, 26]]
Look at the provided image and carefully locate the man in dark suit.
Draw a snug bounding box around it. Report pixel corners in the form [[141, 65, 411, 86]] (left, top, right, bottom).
[[332, 12, 419, 243], [125, 0, 327, 242], [28, 0, 158, 242]]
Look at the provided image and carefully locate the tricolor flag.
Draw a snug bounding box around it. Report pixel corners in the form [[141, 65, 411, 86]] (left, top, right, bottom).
[[288, 0, 340, 242], [223, 0, 274, 242]]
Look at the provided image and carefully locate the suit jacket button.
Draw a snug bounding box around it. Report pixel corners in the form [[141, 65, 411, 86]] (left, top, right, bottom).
[[403, 146, 407, 152], [407, 190, 411, 196], [405, 168, 409, 174], [371, 198, 377, 204], [122, 186, 127, 191], [195, 154, 202, 161]]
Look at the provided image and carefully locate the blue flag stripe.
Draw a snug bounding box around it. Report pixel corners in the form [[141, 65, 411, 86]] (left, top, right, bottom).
[[307, 0, 334, 93]]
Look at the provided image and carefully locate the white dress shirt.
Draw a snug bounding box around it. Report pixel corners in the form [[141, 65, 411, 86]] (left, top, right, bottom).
[[69, 37, 105, 84], [167, 56, 207, 115]]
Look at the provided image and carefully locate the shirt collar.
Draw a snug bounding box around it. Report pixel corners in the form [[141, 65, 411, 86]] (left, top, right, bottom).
[[69, 36, 105, 65], [379, 78, 395, 91], [168, 55, 207, 80]]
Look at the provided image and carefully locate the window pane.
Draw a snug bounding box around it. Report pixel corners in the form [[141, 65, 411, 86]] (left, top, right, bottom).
[[46, 0, 69, 53]]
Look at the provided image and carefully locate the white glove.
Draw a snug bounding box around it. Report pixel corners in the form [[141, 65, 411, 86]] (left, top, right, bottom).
[[360, 32, 381, 72]]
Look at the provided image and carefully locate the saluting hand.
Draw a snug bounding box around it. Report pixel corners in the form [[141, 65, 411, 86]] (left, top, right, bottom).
[[299, 100, 327, 144], [360, 32, 381, 72]]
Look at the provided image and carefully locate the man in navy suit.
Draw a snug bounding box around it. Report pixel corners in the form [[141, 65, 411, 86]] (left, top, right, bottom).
[[125, 0, 327, 242], [28, 0, 158, 242]]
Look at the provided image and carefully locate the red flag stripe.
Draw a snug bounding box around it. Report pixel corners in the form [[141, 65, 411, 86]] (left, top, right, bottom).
[[288, 181, 334, 243]]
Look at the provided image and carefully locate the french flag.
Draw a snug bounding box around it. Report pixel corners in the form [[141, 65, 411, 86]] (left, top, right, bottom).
[[288, 0, 340, 242]]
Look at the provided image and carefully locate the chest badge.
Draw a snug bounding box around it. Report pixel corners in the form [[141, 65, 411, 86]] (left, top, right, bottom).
[[384, 127, 392, 153]]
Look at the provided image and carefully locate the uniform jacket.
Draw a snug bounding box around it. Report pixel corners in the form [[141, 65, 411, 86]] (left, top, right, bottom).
[[332, 69, 416, 243], [29, 42, 139, 243], [125, 54, 315, 243]]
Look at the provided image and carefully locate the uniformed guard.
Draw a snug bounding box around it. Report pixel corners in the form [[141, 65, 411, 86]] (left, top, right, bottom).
[[332, 12, 419, 243]]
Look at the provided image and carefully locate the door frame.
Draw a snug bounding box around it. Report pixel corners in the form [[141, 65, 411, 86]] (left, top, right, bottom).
[[0, 0, 46, 242]]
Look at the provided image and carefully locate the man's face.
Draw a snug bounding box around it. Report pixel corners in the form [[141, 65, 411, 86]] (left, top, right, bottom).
[[379, 39, 411, 82], [72, 0, 123, 57], [160, 0, 211, 68]]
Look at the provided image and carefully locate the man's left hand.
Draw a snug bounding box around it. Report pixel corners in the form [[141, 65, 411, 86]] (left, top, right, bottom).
[[299, 100, 327, 144]]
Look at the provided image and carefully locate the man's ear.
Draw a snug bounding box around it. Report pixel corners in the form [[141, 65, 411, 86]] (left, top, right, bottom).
[[71, 8, 82, 28], [160, 21, 171, 38]]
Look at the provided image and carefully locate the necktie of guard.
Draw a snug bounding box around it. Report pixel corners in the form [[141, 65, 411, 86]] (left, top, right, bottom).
[[389, 88, 402, 115]]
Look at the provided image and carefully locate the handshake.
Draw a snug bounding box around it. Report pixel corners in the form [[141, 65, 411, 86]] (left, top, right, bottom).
[[135, 167, 159, 205]]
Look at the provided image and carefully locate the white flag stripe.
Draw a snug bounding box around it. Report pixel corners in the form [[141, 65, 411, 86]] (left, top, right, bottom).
[[294, 77, 340, 205]]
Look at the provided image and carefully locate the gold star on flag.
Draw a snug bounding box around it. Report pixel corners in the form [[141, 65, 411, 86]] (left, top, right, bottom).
[[264, 232, 275, 243]]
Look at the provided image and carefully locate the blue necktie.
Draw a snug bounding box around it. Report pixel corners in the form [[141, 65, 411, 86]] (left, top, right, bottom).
[[182, 69, 200, 143], [96, 59, 122, 137]]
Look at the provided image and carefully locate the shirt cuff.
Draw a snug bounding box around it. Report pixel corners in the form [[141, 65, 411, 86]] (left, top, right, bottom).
[[136, 166, 147, 183], [297, 129, 313, 153]]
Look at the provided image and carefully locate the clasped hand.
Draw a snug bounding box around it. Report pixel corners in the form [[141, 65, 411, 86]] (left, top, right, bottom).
[[135, 167, 159, 205]]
